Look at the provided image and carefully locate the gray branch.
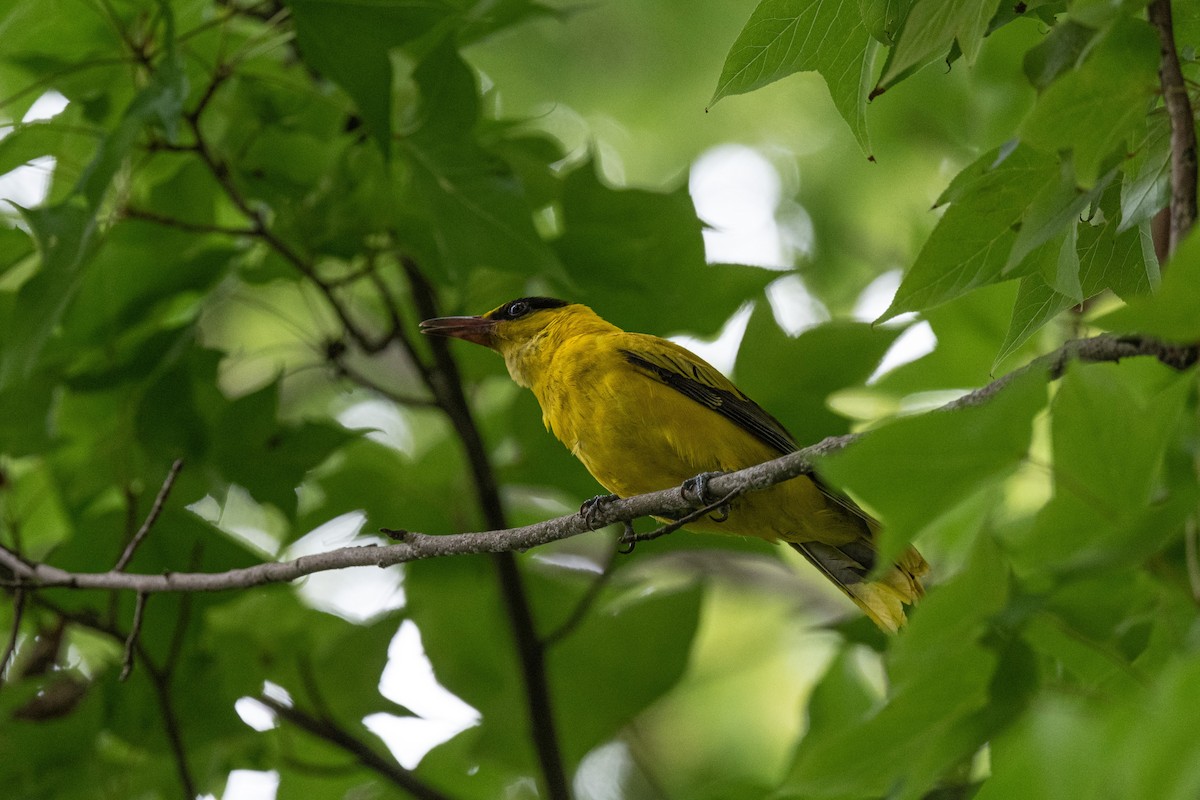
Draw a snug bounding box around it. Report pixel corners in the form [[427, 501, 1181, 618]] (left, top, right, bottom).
[[0, 333, 1194, 596]]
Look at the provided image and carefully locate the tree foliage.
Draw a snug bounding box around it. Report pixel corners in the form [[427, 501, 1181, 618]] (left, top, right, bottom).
[[0, 1, 1198, 799]]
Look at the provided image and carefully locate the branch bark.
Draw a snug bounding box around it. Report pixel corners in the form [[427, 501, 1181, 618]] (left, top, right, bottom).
[[2, 333, 1192, 596], [1148, 0, 1198, 254]]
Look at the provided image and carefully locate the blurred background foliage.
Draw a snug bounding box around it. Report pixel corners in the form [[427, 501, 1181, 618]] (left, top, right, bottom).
[[0, 0, 1198, 798]]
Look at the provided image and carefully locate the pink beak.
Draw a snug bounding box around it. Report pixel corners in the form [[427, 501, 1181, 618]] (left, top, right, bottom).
[[418, 315, 497, 347]]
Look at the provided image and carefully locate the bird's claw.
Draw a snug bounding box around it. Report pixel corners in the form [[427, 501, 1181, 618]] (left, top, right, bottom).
[[617, 521, 637, 554], [681, 471, 731, 523], [580, 493, 619, 530], [680, 471, 723, 504]]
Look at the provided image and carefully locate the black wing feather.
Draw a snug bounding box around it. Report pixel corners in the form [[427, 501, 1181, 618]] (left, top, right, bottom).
[[620, 349, 797, 456]]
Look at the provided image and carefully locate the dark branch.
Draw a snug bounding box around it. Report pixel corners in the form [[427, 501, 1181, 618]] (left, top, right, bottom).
[[115, 459, 184, 571], [543, 556, 618, 647], [1148, 0, 1198, 254], [122, 207, 257, 237], [119, 592, 148, 681], [939, 333, 1199, 412], [256, 695, 455, 800], [148, 663, 196, 800], [402, 258, 571, 800]]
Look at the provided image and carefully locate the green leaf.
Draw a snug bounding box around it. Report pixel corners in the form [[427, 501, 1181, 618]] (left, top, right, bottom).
[[285, 0, 454, 153], [735, 307, 903, 445], [978, 655, 1200, 800], [405, 553, 535, 781], [1020, 16, 1159, 186], [59, 220, 231, 351], [1052, 362, 1187, 512], [0, 225, 33, 279], [1004, 361, 1194, 577], [206, 589, 408, 720], [998, 182, 1158, 364], [874, 0, 1003, 95], [995, 274, 1075, 366], [819, 369, 1045, 567], [709, 0, 877, 153], [1022, 19, 1099, 90], [397, 41, 560, 280], [300, 435, 474, 539], [0, 201, 97, 389], [880, 143, 1059, 321], [1119, 112, 1171, 232], [1076, 185, 1158, 299], [1094, 226, 1200, 339], [75, 9, 188, 208], [974, 695, 1107, 800], [1002, 162, 1115, 283], [0, 373, 56, 455], [781, 534, 1010, 799], [859, 0, 915, 45], [211, 382, 355, 516], [549, 582, 703, 768], [873, 281, 1019, 395], [552, 163, 772, 336]]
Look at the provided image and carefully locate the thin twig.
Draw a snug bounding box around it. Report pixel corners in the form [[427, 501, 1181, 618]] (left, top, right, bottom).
[[122, 207, 257, 237], [114, 459, 184, 572], [1, 587, 26, 685], [543, 551, 620, 647], [625, 488, 744, 547], [257, 694, 455, 800], [333, 361, 438, 407], [1147, 0, 1198, 254], [120, 592, 148, 681]]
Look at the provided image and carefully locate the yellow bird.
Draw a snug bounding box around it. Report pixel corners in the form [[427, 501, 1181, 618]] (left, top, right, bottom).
[[421, 298, 928, 631]]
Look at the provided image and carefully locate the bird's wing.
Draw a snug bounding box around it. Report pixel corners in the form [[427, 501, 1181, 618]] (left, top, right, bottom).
[[620, 338, 877, 531], [618, 341, 798, 456]]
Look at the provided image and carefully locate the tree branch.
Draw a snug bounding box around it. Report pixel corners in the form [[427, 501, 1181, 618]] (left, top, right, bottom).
[[1148, 0, 1198, 254], [121, 207, 258, 237], [119, 592, 148, 681], [0, 333, 1193, 597], [114, 459, 184, 571], [257, 695, 455, 800]]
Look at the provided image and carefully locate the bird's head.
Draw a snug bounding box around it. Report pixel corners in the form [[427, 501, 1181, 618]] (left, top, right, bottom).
[[420, 297, 580, 387], [419, 296, 574, 351]]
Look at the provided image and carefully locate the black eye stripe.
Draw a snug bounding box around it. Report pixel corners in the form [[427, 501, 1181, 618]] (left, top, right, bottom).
[[490, 296, 570, 320]]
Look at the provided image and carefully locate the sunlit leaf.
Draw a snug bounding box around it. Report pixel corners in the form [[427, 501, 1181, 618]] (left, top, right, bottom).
[[875, 0, 1003, 94], [819, 369, 1046, 566], [1020, 16, 1158, 186], [710, 0, 877, 153], [880, 143, 1059, 321]]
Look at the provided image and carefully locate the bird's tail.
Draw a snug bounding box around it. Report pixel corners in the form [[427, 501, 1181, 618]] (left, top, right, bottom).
[[789, 539, 928, 633]]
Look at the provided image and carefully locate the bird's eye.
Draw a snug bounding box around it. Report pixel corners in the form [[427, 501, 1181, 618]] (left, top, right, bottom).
[[507, 300, 529, 318]]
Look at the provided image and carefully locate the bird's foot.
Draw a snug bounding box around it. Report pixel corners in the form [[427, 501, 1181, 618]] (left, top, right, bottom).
[[617, 521, 637, 554], [580, 493, 619, 530], [680, 471, 732, 522]]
